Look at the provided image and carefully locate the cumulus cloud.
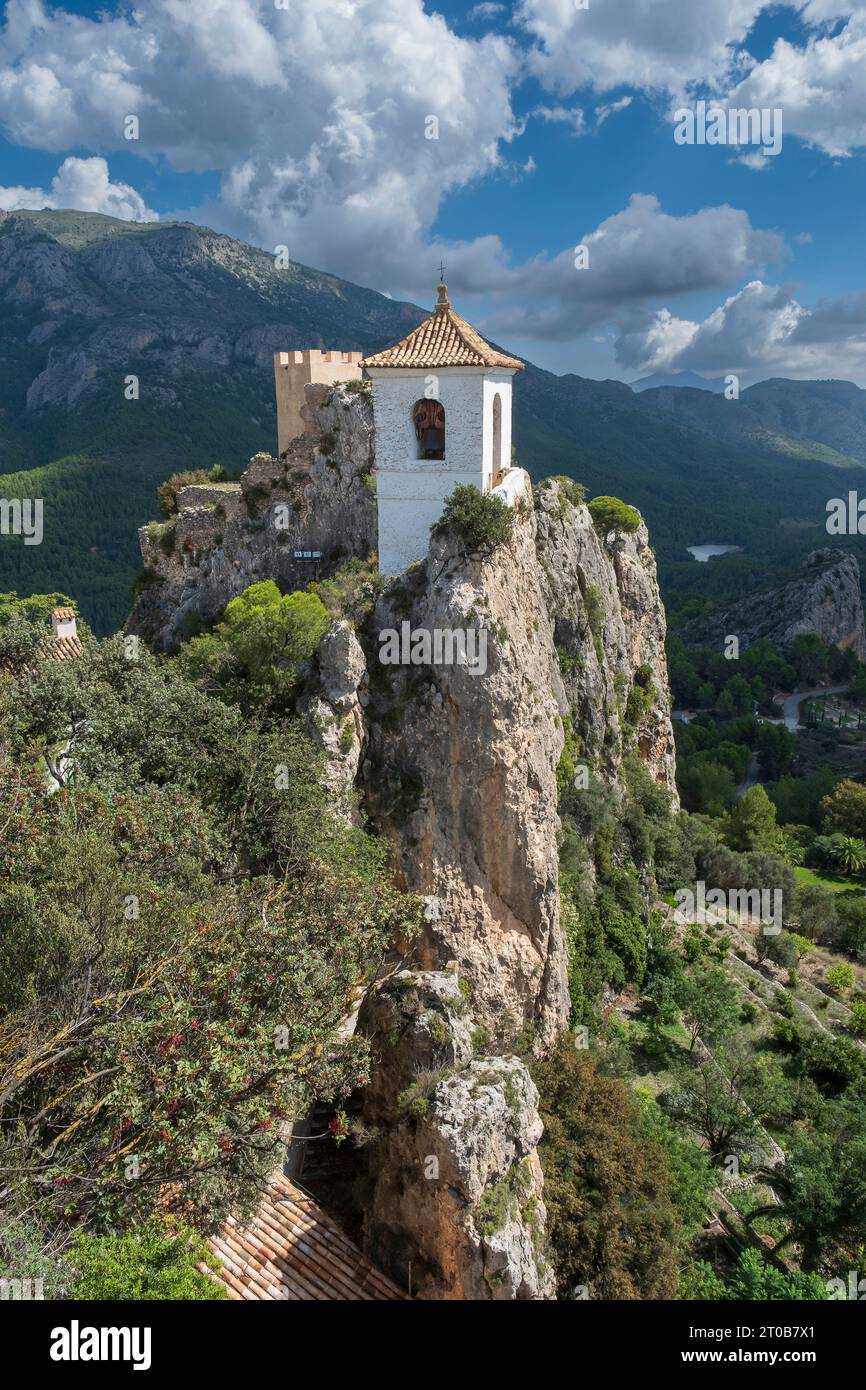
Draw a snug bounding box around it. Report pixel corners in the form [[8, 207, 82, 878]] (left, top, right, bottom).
[[0, 0, 519, 295], [481, 194, 784, 341], [468, 2, 509, 19], [516, 2, 866, 158], [531, 104, 586, 135], [615, 279, 866, 381], [725, 13, 866, 158], [0, 155, 158, 221], [516, 0, 763, 96], [731, 149, 776, 171], [0, 0, 861, 369]]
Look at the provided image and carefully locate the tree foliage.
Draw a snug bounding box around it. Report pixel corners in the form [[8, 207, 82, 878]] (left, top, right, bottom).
[[433, 483, 514, 552], [534, 1042, 680, 1299], [587, 494, 641, 535]]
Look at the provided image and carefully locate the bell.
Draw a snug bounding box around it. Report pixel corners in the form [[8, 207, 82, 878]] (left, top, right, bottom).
[[422, 426, 443, 458]]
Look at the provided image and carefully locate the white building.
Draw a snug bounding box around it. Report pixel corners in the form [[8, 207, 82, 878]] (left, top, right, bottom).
[[362, 284, 524, 576]]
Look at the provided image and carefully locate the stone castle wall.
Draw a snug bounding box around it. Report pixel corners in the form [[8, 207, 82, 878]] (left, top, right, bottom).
[[274, 349, 364, 454]]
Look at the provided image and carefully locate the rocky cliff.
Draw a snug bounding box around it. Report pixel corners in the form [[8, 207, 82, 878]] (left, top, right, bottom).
[[680, 548, 866, 661], [127, 381, 376, 649], [129, 382, 677, 1299]]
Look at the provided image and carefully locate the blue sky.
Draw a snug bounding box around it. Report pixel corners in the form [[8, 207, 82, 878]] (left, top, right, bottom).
[[1, 0, 865, 383]]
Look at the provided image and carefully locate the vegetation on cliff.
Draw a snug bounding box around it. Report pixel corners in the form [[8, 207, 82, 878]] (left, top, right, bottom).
[[0, 607, 418, 1294]]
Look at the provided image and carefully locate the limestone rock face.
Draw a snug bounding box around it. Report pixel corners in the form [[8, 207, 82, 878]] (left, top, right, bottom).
[[363, 485, 570, 1050], [681, 548, 866, 661], [298, 620, 367, 817], [359, 971, 554, 1301], [361, 477, 677, 1053], [126, 382, 376, 650], [534, 480, 678, 798]]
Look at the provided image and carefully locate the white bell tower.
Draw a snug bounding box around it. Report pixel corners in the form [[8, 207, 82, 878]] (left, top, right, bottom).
[[362, 284, 524, 576]]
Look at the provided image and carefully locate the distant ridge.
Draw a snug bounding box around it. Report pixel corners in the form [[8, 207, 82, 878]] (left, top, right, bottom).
[[631, 369, 726, 393]]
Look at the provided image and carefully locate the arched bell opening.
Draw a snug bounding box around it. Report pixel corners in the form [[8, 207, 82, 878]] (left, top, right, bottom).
[[412, 399, 445, 460]]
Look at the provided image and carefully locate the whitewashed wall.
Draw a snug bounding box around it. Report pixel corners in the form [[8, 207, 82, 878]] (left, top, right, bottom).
[[482, 372, 514, 477], [369, 365, 517, 576]]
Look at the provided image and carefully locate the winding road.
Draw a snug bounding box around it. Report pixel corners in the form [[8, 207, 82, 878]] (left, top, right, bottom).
[[778, 684, 850, 732]]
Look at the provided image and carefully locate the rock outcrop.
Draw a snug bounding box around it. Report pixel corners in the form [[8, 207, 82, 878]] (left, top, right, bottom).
[[128, 389, 678, 1300], [297, 619, 367, 819], [681, 548, 866, 661], [353, 480, 674, 1063], [314, 472, 675, 1298], [358, 971, 554, 1300], [534, 478, 678, 794], [126, 381, 376, 650]]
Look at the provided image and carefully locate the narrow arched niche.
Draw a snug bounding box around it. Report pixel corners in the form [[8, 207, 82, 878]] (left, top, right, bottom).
[[491, 392, 503, 486]]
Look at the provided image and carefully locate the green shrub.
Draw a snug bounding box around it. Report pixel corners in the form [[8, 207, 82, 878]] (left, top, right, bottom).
[[849, 998, 866, 1038], [584, 585, 605, 661], [433, 484, 513, 553], [550, 476, 585, 507], [182, 579, 329, 711], [534, 1042, 679, 1298], [535, 475, 586, 514], [826, 962, 855, 995], [474, 1163, 531, 1239], [64, 1222, 226, 1301], [588, 495, 641, 535], [471, 1024, 493, 1052], [396, 1084, 430, 1120], [771, 1016, 803, 1050], [625, 664, 656, 725], [475, 1178, 513, 1238]]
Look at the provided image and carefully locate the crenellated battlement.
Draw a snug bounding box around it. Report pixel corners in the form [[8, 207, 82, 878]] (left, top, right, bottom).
[[274, 349, 364, 454]]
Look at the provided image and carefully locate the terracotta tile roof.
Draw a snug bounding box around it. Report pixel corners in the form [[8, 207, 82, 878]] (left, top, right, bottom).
[[362, 285, 523, 371], [3, 631, 83, 676], [204, 1172, 406, 1301], [46, 634, 83, 662], [52, 606, 75, 621]]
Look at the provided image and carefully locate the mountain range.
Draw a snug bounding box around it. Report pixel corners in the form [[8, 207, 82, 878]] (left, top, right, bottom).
[[2, 208, 865, 633]]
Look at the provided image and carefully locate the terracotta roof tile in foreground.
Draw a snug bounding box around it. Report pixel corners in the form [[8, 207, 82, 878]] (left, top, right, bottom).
[[204, 1171, 406, 1301], [46, 635, 83, 662], [361, 285, 523, 371]]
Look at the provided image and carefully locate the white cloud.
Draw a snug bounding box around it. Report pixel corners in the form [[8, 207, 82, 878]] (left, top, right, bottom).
[[0, 155, 158, 221], [595, 96, 633, 128], [615, 278, 866, 380], [0, 0, 519, 295], [0, 0, 861, 367], [731, 149, 775, 171], [532, 104, 586, 135], [516, 0, 764, 96], [517, 2, 866, 158], [725, 13, 866, 157], [482, 193, 783, 341], [468, 2, 508, 19]]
